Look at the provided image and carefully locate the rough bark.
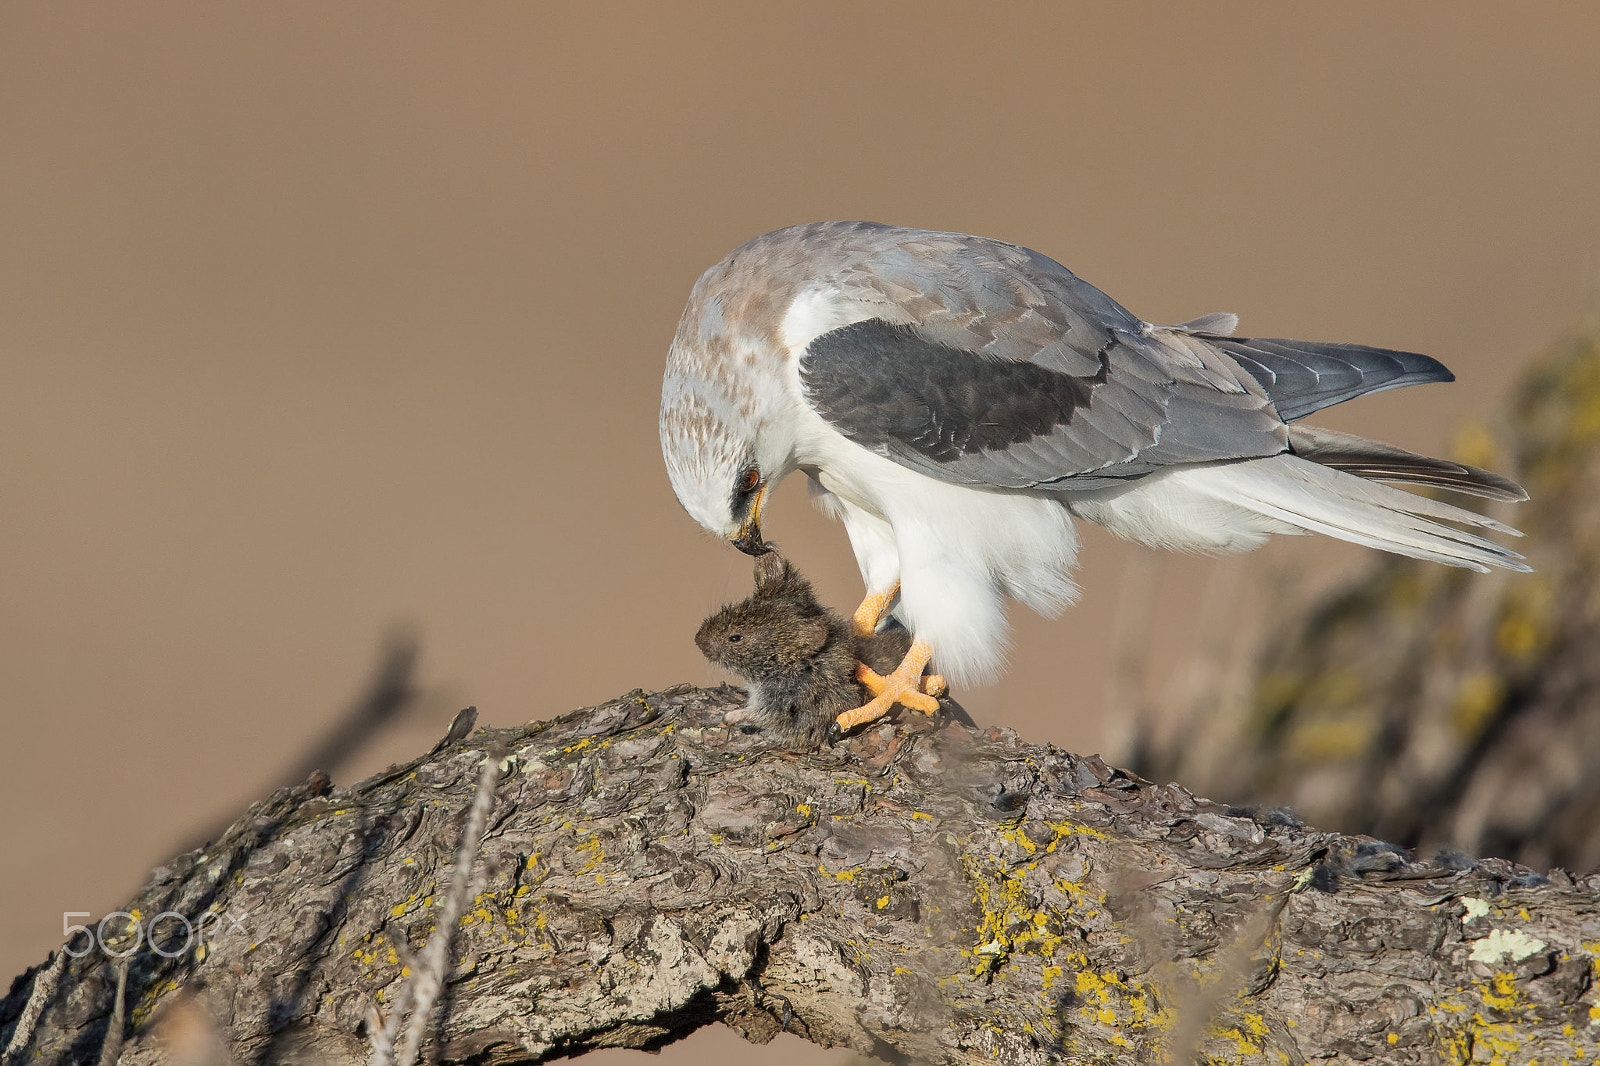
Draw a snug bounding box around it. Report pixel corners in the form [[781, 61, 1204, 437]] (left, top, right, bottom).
[[6, 684, 1600, 1066], [1136, 327, 1600, 873]]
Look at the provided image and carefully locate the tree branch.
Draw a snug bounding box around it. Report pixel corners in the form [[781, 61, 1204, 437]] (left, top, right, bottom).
[[4, 683, 1599, 1065]]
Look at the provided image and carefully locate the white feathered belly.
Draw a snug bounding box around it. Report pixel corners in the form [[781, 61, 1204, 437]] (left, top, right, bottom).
[[798, 423, 1082, 686]]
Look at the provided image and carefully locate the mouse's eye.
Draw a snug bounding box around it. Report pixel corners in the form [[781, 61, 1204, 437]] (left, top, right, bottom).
[[737, 467, 761, 496], [727, 632, 742, 643]]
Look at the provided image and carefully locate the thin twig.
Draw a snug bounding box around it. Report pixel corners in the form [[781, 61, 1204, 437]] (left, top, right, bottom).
[[149, 995, 235, 1066], [378, 981, 410, 1056], [3, 948, 68, 1063], [364, 1003, 394, 1066], [178, 632, 421, 855], [374, 876, 428, 1059], [1160, 887, 1292, 1066], [281, 629, 420, 788], [390, 744, 504, 1066], [96, 957, 130, 1066]]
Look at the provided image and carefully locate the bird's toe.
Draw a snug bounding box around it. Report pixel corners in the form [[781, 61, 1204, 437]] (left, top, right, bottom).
[[835, 693, 896, 734], [855, 662, 890, 695]]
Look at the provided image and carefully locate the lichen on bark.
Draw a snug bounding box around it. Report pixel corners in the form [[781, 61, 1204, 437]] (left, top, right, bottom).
[[5, 683, 1600, 1065]]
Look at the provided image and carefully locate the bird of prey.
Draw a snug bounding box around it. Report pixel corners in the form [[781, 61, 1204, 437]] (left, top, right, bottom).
[[660, 221, 1529, 732]]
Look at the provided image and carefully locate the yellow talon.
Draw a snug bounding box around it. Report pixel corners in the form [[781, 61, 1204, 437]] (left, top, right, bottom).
[[838, 640, 940, 732]]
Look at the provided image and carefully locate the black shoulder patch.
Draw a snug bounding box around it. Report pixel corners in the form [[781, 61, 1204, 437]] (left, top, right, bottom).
[[799, 319, 1109, 463]]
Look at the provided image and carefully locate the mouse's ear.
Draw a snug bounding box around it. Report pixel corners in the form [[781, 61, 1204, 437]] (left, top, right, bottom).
[[797, 618, 830, 656], [753, 551, 792, 590]]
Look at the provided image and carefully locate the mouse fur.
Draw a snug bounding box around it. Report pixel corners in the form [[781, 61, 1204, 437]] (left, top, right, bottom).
[[696, 552, 914, 747]]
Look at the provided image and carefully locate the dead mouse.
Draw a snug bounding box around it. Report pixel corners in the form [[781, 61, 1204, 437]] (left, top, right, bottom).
[[696, 551, 960, 747]]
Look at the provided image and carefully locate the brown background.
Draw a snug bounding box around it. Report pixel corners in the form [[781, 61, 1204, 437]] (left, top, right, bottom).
[[3, 5, 1597, 1062]]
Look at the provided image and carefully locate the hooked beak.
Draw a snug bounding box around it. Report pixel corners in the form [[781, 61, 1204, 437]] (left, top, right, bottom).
[[729, 484, 770, 556]]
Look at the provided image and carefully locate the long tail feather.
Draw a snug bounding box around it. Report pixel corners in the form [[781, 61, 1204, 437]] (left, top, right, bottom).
[[1186, 453, 1530, 573], [1288, 424, 1529, 503]]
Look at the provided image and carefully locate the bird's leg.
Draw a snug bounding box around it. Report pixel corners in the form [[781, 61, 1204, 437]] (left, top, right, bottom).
[[838, 640, 940, 732], [851, 585, 946, 697], [850, 584, 899, 638]]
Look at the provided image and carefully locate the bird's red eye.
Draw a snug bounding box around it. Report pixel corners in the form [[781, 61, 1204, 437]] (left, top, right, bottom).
[[738, 468, 761, 495]]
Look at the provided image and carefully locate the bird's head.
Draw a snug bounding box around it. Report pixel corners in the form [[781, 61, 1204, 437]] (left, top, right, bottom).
[[660, 372, 791, 556], [660, 241, 809, 555]]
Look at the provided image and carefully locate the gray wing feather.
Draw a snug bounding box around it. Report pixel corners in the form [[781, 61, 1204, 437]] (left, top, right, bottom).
[[1212, 337, 1454, 422], [802, 233, 1288, 490], [797, 226, 1457, 493], [800, 317, 1287, 491]]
